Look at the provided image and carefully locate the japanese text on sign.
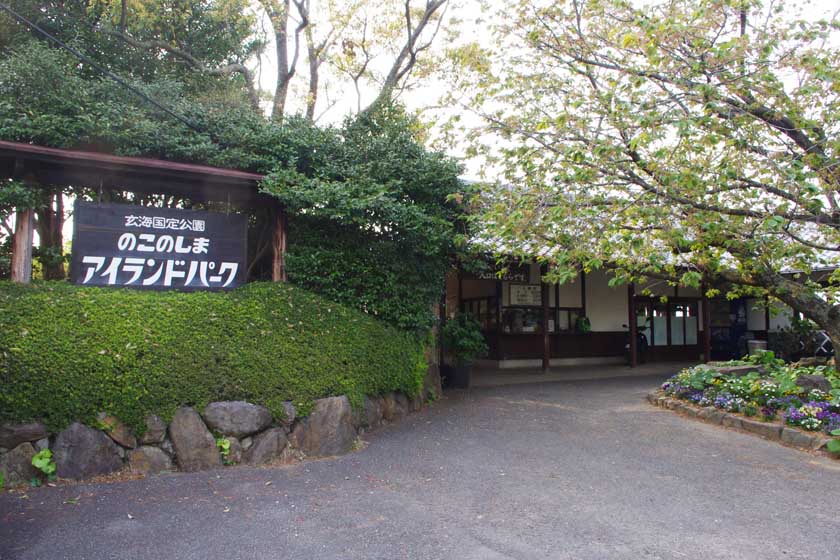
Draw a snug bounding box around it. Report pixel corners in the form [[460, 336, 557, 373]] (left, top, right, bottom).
[[71, 202, 247, 290]]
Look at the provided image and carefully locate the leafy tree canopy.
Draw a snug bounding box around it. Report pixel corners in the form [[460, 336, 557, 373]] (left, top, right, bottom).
[[0, 30, 466, 331], [263, 104, 466, 330], [455, 0, 840, 343]]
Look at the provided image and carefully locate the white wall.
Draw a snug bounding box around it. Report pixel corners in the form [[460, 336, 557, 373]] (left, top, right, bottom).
[[558, 275, 583, 307], [769, 305, 794, 331], [745, 298, 767, 331], [585, 269, 628, 331]]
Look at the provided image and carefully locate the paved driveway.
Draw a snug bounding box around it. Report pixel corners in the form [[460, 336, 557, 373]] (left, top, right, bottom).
[[2, 374, 839, 560]]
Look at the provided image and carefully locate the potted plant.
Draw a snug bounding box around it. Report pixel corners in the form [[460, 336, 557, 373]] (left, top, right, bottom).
[[575, 315, 592, 333], [440, 312, 489, 388]]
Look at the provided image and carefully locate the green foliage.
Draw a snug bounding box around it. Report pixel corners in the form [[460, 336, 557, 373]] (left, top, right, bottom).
[[216, 437, 232, 464], [0, 39, 294, 174], [2, 0, 260, 101], [743, 350, 784, 369], [440, 312, 488, 366], [0, 470, 4, 492], [683, 365, 723, 391], [31, 449, 56, 478], [828, 430, 840, 455], [264, 105, 466, 332], [0, 281, 427, 434], [0, 39, 464, 329], [462, 0, 840, 340], [286, 216, 448, 332], [665, 361, 840, 434], [575, 316, 591, 333]]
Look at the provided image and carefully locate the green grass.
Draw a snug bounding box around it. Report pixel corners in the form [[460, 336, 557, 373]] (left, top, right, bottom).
[[0, 281, 426, 434]]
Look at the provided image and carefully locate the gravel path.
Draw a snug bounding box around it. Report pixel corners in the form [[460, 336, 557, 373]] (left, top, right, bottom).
[[2, 374, 839, 560]]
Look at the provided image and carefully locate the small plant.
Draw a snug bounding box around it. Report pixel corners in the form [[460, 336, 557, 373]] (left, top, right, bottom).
[[743, 349, 784, 369], [827, 430, 840, 455], [216, 437, 232, 464], [0, 471, 5, 492], [94, 416, 115, 433], [440, 313, 488, 366], [575, 315, 592, 333], [31, 449, 56, 480]]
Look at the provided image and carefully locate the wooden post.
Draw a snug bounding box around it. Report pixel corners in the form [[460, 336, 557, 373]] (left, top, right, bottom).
[[11, 208, 34, 284], [495, 279, 503, 361], [580, 271, 587, 316], [701, 283, 712, 363], [628, 283, 637, 368], [457, 271, 463, 312], [764, 295, 770, 332], [271, 205, 287, 282], [542, 280, 550, 372]]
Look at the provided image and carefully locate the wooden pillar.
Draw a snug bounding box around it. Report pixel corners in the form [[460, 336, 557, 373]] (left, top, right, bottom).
[[271, 205, 287, 282], [457, 271, 463, 312], [11, 208, 34, 284], [495, 279, 503, 361], [542, 280, 550, 372], [764, 295, 770, 333], [628, 283, 637, 368], [701, 283, 712, 363], [580, 271, 587, 316]]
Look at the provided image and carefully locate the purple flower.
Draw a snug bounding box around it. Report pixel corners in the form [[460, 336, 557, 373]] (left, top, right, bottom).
[[760, 406, 776, 419], [822, 413, 840, 433], [784, 406, 808, 424], [687, 390, 705, 403], [714, 393, 733, 409], [768, 395, 802, 410]]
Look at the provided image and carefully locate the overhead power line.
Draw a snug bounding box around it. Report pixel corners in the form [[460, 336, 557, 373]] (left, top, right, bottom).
[[0, 2, 206, 135]]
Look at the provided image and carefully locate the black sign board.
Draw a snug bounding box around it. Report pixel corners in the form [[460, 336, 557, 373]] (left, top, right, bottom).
[[71, 201, 247, 290]]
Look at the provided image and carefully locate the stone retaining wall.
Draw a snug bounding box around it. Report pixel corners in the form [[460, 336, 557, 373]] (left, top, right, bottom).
[[647, 391, 832, 453], [0, 367, 441, 487]]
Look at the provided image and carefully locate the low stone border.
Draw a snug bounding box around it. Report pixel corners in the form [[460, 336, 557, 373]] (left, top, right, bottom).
[[647, 391, 834, 454], [0, 367, 443, 488]]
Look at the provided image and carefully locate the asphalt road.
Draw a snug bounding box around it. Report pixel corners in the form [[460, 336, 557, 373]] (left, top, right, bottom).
[[2, 374, 839, 560]]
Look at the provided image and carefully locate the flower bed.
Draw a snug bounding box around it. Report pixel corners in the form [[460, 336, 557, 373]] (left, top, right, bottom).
[[656, 353, 840, 455]]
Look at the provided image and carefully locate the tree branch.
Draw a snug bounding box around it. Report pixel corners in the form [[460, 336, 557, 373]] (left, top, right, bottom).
[[368, 0, 448, 109], [101, 28, 261, 111]]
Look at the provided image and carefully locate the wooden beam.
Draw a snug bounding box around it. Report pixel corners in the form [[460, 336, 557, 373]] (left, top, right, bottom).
[[542, 279, 550, 372], [271, 205, 288, 282], [11, 208, 34, 284], [628, 283, 637, 368], [0, 140, 264, 205]]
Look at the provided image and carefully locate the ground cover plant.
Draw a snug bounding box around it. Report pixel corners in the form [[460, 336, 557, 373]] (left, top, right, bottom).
[[661, 353, 840, 439], [0, 281, 427, 435]]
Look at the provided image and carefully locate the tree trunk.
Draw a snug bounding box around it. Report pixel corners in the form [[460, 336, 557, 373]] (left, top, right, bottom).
[[756, 269, 840, 357], [271, 0, 291, 119], [305, 26, 319, 120], [35, 189, 65, 280]]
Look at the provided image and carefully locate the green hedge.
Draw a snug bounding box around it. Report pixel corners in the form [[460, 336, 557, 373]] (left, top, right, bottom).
[[0, 281, 427, 434]]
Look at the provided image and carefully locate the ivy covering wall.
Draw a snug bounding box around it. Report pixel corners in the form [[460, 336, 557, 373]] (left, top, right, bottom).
[[0, 281, 427, 433]]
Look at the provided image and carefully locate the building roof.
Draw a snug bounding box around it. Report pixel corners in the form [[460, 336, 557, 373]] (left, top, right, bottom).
[[0, 140, 267, 205]]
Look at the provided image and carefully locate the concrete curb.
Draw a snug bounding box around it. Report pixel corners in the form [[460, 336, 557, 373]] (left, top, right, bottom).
[[647, 391, 832, 454]]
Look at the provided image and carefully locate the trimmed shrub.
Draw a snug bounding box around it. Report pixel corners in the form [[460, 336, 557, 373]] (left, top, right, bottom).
[[0, 281, 426, 434]]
